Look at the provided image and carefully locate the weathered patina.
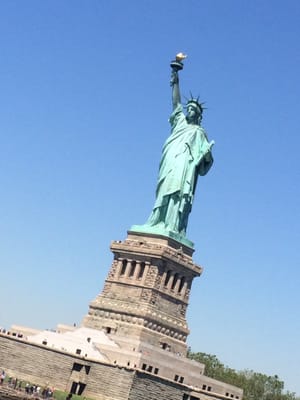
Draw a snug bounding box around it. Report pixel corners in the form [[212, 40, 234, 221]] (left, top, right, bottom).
[[131, 55, 214, 247]]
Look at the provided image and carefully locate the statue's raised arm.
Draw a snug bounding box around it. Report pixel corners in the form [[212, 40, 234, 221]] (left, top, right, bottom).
[[170, 53, 187, 109]]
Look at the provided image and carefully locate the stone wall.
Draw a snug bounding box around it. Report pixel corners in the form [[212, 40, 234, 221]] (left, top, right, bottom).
[[129, 372, 184, 400], [0, 334, 189, 400], [0, 334, 134, 400], [0, 333, 74, 390], [0, 333, 241, 400]]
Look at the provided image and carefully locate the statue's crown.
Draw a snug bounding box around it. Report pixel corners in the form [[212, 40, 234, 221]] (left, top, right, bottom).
[[186, 95, 205, 114]]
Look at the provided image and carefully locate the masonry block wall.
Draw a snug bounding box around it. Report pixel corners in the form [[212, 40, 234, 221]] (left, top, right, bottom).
[[0, 334, 74, 390], [129, 372, 184, 400], [0, 334, 133, 400], [0, 335, 187, 400], [0, 333, 240, 400]]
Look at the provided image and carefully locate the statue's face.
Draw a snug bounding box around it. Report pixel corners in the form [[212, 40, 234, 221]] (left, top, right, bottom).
[[186, 105, 201, 124]]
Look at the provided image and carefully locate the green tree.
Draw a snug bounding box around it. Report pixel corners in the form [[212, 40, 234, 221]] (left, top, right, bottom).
[[187, 350, 299, 400]]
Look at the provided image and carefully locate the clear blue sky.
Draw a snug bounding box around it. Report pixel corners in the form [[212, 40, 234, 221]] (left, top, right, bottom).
[[1, 0, 299, 395]]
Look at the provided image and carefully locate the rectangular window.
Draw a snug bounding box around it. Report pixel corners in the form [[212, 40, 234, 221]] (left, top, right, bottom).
[[154, 368, 159, 375], [142, 363, 147, 370], [72, 363, 83, 372]]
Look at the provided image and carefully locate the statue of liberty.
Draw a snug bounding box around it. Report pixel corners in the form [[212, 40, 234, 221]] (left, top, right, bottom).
[[131, 54, 214, 247]]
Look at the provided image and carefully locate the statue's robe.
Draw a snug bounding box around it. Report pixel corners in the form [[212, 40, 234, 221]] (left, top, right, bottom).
[[148, 104, 214, 234]]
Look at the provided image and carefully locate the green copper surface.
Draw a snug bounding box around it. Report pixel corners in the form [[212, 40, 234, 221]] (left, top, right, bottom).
[[131, 57, 214, 248]]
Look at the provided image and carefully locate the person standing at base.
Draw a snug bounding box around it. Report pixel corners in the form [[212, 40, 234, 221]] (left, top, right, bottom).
[[0, 370, 5, 385]]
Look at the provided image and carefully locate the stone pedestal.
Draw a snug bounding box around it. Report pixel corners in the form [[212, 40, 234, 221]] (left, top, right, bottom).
[[82, 231, 203, 356]]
